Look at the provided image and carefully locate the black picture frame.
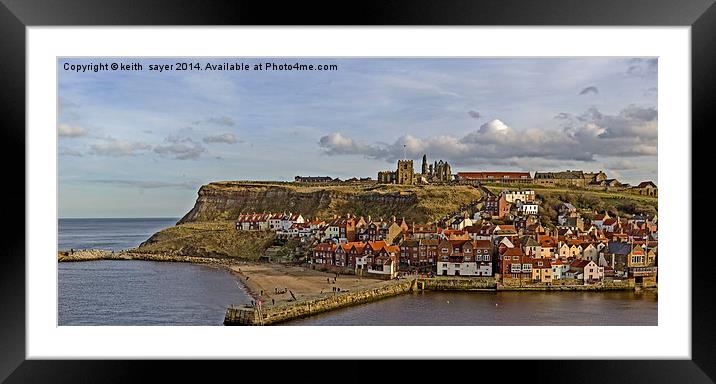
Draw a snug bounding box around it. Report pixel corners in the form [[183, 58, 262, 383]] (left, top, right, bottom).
[[1, 0, 713, 381]]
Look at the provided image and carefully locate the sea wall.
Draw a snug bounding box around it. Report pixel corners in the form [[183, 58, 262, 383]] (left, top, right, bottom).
[[225, 278, 416, 325], [417, 277, 496, 290], [497, 280, 635, 291], [224, 275, 646, 325]]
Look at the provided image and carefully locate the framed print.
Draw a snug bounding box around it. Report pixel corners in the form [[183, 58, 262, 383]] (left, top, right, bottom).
[[2, 0, 715, 381]]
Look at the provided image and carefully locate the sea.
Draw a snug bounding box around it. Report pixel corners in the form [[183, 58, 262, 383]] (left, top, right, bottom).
[[58, 218, 657, 326]]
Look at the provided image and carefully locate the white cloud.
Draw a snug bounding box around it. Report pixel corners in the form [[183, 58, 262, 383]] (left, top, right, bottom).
[[605, 159, 638, 170], [59, 147, 83, 157], [58, 123, 88, 137], [319, 106, 657, 165], [203, 133, 239, 144], [154, 136, 206, 160], [206, 116, 235, 126], [90, 137, 151, 156], [626, 58, 657, 78]]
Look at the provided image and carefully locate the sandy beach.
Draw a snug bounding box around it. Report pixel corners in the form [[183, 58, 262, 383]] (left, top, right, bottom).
[[226, 263, 391, 307]]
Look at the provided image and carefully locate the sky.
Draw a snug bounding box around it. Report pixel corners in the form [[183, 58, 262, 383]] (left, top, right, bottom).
[[58, 57, 658, 218]]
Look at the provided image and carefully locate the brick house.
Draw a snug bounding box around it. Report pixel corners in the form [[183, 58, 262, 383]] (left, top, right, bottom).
[[312, 243, 337, 265], [499, 246, 532, 281], [631, 181, 657, 197]]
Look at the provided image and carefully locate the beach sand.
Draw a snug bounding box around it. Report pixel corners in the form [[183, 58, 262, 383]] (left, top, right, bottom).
[[227, 263, 390, 306]]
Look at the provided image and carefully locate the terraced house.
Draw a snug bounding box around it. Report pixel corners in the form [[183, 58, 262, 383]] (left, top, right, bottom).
[[436, 239, 493, 276]]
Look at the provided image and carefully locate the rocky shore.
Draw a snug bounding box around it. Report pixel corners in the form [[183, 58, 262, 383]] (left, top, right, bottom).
[[57, 249, 235, 265]]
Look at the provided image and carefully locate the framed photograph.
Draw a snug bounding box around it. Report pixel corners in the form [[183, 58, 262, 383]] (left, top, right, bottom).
[[3, 0, 714, 381]]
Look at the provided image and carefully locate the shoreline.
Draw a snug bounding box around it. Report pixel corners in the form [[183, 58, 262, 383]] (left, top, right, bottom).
[[59, 249, 657, 326], [58, 250, 655, 295]]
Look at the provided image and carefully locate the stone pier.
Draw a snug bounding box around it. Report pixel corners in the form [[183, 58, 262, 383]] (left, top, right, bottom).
[[224, 278, 416, 325]]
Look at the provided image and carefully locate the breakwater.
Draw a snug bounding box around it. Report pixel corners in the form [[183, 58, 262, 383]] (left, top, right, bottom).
[[225, 278, 416, 325], [57, 250, 235, 266]]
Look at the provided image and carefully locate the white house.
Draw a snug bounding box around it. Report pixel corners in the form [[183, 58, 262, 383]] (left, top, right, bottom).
[[501, 190, 536, 204], [281, 213, 305, 230], [570, 260, 604, 283], [451, 216, 473, 230], [551, 258, 569, 279], [581, 243, 598, 262], [437, 261, 481, 276], [518, 202, 539, 215]]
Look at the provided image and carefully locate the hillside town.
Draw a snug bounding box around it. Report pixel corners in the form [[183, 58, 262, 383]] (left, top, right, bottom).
[[235, 183, 658, 288]]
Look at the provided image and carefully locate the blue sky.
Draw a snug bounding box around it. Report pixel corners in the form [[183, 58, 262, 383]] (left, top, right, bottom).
[[58, 57, 658, 218]]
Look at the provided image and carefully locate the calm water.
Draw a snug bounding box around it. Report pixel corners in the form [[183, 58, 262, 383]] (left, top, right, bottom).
[[59, 260, 253, 325], [59, 218, 179, 252], [58, 218, 657, 326], [286, 290, 658, 326]]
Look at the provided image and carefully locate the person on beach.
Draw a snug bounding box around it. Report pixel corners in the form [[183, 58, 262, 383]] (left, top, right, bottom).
[[327, 278, 330, 284], [272, 298, 275, 305]]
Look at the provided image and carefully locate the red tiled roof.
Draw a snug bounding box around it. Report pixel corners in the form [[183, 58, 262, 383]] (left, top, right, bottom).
[[570, 260, 592, 268], [636, 181, 657, 188], [384, 245, 400, 253], [474, 240, 492, 249], [503, 247, 525, 257], [367, 240, 387, 251], [457, 172, 531, 179], [314, 243, 336, 252]]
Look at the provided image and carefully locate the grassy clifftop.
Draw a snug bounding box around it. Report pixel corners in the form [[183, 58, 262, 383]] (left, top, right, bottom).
[[482, 184, 658, 223], [134, 182, 481, 259], [136, 221, 275, 259], [178, 181, 483, 224]]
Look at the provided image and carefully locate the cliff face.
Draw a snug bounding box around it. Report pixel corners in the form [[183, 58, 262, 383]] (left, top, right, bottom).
[[177, 182, 483, 224]]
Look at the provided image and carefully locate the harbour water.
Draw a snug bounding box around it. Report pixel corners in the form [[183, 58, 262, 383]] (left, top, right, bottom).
[[59, 260, 252, 325], [285, 290, 657, 326], [59, 218, 179, 252], [58, 218, 658, 326]]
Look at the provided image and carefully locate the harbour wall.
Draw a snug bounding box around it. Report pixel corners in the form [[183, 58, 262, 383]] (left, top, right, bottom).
[[225, 276, 646, 325], [225, 278, 416, 325]]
